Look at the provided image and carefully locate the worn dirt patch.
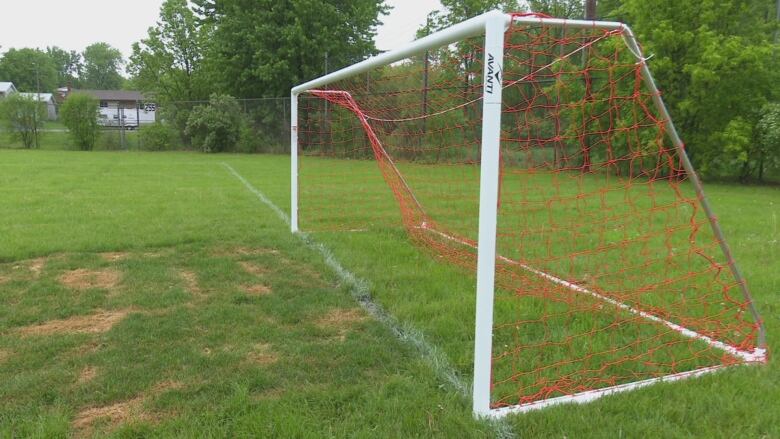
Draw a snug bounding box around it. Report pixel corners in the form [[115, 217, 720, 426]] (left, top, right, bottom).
[[239, 261, 268, 277], [72, 380, 184, 436], [0, 275, 9, 285], [240, 284, 272, 296], [316, 308, 367, 342], [179, 270, 202, 296], [28, 257, 46, 277], [72, 396, 145, 437], [248, 343, 278, 365], [100, 252, 129, 262], [149, 380, 184, 394], [19, 310, 130, 336], [141, 249, 172, 258], [59, 268, 121, 290], [78, 366, 98, 384], [213, 246, 280, 257], [0, 349, 10, 363], [316, 308, 367, 328]]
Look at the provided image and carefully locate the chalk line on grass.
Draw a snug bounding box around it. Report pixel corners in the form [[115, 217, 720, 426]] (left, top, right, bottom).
[[221, 162, 514, 437]]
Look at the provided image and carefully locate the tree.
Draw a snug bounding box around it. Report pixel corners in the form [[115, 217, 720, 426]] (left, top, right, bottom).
[[46, 46, 83, 87], [129, 0, 209, 103], [0, 48, 58, 92], [614, 0, 780, 177], [755, 103, 780, 181], [0, 94, 46, 148], [82, 43, 125, 89], [195, 0, 389, 98], [60, 93, 100, 150], [418, 0, 521, 37], [526, 0, 583, 18], [185, 93, 245, 152]]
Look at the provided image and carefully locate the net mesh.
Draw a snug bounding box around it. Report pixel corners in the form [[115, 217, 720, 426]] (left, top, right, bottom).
[[297, 16, 764, 409]]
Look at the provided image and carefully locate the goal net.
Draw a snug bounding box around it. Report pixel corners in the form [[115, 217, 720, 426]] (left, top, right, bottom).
[[291, 11, 767, 417]]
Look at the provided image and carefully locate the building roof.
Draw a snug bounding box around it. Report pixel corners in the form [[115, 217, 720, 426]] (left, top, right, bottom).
[[73, 89, 148, 101], [0, 82, 17, 93], [18, 92, 54, 102]]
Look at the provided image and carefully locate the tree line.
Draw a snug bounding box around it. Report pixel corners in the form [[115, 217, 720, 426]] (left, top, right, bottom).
[[0, 43, 126, 91]]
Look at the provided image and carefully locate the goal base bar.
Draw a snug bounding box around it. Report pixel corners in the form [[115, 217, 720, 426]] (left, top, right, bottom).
[[484, 355, 767, 419]]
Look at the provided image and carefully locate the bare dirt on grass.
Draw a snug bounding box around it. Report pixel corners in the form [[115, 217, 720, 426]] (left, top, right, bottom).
[[0, 275, 9, 285], [240, 284, 272, 296], [239, 261, 268, 276], [18, 310, 130, 336], [247, 343, 278, 365], [59, 268, 122, 291], [28, 257, 46, 277], [316, 308, 367, 342], [100, 252, 129, 262], [71, 396, 145, 436], [213, 246, 279, 257], [72, 380, 183, 437], [0, 349, 10, 363], [179, 270, 203, 296], [78, 366, 98, 384]]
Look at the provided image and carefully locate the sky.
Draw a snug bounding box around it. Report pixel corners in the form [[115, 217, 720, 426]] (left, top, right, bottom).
[[0, 0, 443, 59]]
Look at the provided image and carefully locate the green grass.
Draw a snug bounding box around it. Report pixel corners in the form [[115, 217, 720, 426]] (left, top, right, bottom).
[[0, 149, 778, 437]]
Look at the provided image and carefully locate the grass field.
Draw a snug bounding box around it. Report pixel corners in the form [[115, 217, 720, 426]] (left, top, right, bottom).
[[0, 149, 778, 437]]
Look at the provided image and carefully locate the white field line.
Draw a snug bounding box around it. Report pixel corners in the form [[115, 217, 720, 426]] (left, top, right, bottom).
[[418, 223, 767, 364], [220, 163, 516, 437], [488, 364, 730, 418]]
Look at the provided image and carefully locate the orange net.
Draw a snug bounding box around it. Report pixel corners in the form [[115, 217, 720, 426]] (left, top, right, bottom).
[[297, 17, 765, 409]]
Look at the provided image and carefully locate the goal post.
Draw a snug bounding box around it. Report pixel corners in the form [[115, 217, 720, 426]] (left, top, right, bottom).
[[290, 10, 768, 418]]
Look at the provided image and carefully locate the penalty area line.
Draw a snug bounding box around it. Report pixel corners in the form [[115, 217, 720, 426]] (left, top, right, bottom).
[[220, 163, 516, 437]]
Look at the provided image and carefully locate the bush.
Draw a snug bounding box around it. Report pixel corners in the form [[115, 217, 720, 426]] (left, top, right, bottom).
[[0, 94, 46, 148], [60, 93, 100, 150], [139, 122, 176, 151], [185, 94, 244, 153]]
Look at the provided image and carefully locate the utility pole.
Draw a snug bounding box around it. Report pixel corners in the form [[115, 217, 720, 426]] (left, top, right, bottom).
[[581, 0, 597, 173], [34, 61, 41, 149], [775, 0, 779, 46], [422, 14, 431, 140], [585, 0, 597, 20]]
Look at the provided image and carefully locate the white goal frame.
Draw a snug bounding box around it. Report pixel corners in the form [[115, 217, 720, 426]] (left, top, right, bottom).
[[290, 10, 767, 419]]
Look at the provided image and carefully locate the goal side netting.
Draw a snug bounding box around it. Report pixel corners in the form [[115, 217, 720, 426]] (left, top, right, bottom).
[[291, 11, 767, 417]]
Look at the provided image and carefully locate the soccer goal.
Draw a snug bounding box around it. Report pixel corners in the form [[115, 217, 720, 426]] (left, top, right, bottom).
[[290, 10, 767, 418]]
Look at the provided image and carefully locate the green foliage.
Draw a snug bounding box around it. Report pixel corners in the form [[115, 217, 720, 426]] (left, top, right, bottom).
[[60, 93, 100, 150], [418, 0, 521, 37], [615, 0, 780, 178], [139, 122, 177, 151], [197, 0, 388, 98], [527, 0, 584, 18], [0, 94, 46, 148], [0, 48, 58, 92], [755, 103, 780, 181], [185, 94, 245, 152], [46, 46, 82, 88], [82, 42, 125, 89], [128, 0, 209, 103], [718, 117, 755, 180]]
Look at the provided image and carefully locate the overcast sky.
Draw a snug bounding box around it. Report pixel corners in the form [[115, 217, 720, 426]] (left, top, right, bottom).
[[0, 0, 443, 59]]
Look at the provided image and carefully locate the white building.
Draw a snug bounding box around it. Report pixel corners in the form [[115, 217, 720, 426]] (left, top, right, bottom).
[[72, 89, 156, 128], [18, 92, 57, 120], [0, 82, 17, 99]]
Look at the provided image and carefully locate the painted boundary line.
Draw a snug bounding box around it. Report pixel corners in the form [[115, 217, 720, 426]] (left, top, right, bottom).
[[220, 163, 515, 437]]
